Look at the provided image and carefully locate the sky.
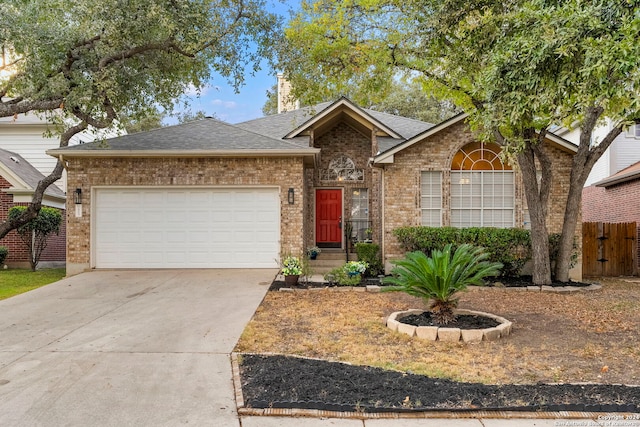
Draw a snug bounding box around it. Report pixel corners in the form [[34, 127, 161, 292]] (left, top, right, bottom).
[[173, 0, 301, 125]]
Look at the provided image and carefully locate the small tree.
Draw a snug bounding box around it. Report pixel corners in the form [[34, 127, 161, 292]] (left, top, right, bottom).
[[383, 244, 502, 325], [8, 206, 62, 271], [0, 246, 8, 266]]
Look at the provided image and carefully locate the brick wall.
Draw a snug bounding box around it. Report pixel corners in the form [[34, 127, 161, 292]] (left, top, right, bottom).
[[0, 175, 66, 267], [304, 122, 382, 248], [582, 183, 640, 223], [381, 120, 578, 272], [65, 156, 305, 274], [582, 182, 640, 269]]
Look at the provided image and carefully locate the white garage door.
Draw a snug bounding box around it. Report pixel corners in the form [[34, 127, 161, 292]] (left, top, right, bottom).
[[94, 187, 280, 269]]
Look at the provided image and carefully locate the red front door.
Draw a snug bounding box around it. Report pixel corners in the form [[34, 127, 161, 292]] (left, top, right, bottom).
[[316, 189, 342, 248]]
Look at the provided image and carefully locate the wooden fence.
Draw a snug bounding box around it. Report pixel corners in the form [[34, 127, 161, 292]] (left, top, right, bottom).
[[582, 222, 637, 277]]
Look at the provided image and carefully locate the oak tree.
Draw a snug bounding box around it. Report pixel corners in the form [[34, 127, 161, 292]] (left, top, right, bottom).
[[0, 0, 282, 238], [279, 0, 640, 284]]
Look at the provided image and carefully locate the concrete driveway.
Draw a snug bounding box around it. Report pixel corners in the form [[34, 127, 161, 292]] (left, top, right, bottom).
[[0, 269, 274, 427]]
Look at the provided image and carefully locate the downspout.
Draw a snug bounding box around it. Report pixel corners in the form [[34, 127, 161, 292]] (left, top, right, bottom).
[[381, 167, 386, 273]]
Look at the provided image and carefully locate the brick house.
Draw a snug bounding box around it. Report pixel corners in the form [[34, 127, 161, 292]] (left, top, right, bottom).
[[48, 97, 580, 277], [582, 161, 640, 270], [0, 148, 66, 267]]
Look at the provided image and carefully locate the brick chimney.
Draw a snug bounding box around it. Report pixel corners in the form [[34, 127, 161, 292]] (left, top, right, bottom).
[[277, 73, 300, 113]]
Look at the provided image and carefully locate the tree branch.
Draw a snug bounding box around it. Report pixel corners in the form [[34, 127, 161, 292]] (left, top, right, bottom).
[[0, 121, 88, 240], [0, 98, 64, 118], [98, 39, 195, 69]]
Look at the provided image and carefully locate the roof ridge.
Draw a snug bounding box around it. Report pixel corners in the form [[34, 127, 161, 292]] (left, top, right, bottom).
[[362, 107, 435, 127]]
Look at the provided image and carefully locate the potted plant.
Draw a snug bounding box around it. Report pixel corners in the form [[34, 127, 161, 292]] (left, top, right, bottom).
[[344, 260, 368, 277], [364, 228, 373, 242], [281, 255, 303, 285], [307, 246, 321, 260]]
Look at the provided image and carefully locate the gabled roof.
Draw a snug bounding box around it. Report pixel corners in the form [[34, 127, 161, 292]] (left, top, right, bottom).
[[47, 118, 319, 164], [373, 113, 578, 164], [283, 97, 403, 139], [0, 148, 65, 200], [235, 97, 434, 142], [594, 161, 640, 188]]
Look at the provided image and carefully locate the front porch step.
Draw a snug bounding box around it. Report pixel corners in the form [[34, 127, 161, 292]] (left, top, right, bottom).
[[312, 250, 358, 260], [308, 252, 359, 275]]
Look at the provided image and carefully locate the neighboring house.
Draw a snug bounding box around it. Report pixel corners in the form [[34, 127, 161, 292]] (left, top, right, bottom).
[[582, 161, 640, 270], [0, 111, 120, 267], [0, 148, 66, 267], [555, 119, 640, 187], [48, 97, 580, 278]]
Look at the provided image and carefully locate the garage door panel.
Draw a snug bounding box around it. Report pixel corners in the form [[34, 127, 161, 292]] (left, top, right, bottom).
[[95, 188, 280, 269]]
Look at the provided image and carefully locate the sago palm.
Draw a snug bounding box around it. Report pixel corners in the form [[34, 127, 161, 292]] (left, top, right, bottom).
[[383, 244, 503, 325]]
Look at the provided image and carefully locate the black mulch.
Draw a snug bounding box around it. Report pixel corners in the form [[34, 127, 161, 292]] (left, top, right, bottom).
[[239, 354, 640, 413], [269, 275, 594, 291], [399, 312, 500, 328]]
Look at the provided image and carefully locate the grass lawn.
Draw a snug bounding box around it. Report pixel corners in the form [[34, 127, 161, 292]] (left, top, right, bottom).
[[0, 268, 66, 300]]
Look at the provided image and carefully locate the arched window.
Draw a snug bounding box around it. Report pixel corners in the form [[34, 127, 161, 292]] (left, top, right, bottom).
[[320, 155, 364, 181], [450, 142, 514, 227]]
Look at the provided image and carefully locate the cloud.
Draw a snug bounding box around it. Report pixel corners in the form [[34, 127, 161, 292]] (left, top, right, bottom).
[[211, 99, 238, 109], [184, 83, 210, 97]]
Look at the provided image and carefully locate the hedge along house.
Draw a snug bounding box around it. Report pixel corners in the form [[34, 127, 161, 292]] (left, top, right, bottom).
[[48, 97, 580, 277]]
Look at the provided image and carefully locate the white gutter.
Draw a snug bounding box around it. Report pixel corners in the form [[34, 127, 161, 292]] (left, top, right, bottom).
[[46, 148, 320, 158]]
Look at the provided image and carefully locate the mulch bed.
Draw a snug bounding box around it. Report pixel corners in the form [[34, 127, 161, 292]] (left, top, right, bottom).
[[269, 275, 594, 291], [239, 354, 640, 413], [399, 312, 500, 328]]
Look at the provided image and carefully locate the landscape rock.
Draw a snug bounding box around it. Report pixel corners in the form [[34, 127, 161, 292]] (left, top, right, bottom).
[[461, 329, 484, 343], [437, 328, 461, 342], [415, 326, 439, 341]]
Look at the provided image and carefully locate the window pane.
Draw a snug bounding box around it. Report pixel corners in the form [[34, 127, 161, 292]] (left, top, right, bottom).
[[351, 189, 368, 220], [451, 171, 514, 227], [421, 171, 442, 226]]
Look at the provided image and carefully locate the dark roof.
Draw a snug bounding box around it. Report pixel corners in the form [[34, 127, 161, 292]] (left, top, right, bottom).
[[51, 118, 318, 153], [235, 102, 334, 140], [0, 149, 65, 198], [49, 98, 436, 157], [236, 100, 434, 142]]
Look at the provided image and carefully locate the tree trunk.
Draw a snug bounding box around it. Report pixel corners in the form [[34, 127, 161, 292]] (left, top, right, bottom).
[[554, 114, 622, 282], [516, 135, 553, 285]]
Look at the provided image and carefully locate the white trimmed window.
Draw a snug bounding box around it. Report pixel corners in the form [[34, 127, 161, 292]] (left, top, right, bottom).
[[351, 189, 369, 240], [420, 171, 442, 226], [450, 142, 514, 228]]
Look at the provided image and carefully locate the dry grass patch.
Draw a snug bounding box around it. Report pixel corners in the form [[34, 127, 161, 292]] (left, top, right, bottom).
[[236, 278, 640, 385]]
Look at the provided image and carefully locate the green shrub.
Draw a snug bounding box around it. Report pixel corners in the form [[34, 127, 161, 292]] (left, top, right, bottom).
[[324, 266, 362, 286], [0, 246, 8, 265], [393, 226, 531, 277], [354, 242, 383, 277], [8, 206, 62, 271], [323, 261, 368, 286], [382, 244, 503, 325]]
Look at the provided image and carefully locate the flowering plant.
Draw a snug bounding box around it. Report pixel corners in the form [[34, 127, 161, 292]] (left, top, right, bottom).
[[343, 260, 368, 275], [281, 256, 302, 276], [307, 246, 321, 256]]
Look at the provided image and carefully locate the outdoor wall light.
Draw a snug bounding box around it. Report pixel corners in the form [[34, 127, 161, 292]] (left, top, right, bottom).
[[288, 188, 295, 205], [74, 188, 83, 204]]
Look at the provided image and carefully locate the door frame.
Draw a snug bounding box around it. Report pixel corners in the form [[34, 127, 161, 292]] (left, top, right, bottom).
[[314, 187, 344, 249]]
